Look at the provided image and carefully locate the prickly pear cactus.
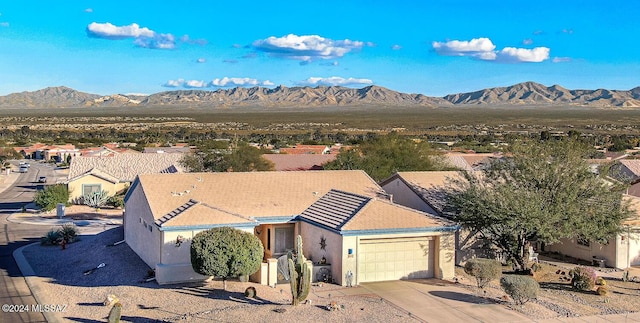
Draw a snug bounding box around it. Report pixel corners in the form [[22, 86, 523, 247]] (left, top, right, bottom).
[[288, 235, 311, 306]]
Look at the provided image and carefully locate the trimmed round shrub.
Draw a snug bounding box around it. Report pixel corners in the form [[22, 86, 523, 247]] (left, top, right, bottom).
[[596, 286, 608, 296], [464, 258, 502, 288], [570, 266, 596, 291], [500, 275, 539, 305], [191, 227, 264, 285]]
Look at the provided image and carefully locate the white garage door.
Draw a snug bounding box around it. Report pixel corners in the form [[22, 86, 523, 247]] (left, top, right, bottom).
[[358, 237, 434, 283]]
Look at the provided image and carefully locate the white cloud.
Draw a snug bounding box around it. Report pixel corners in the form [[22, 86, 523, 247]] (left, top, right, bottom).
[[297, 76, 374, 87], [252, 34, 364, 62], [523, 38, 533, 45], [180, 34, 207, 45], [223, 59, 238, 64], [163, 79, 184, 87], [433, 37, 549, 63], [496, 47, 550, 63], [87, 22, 177, 49], [197, 58, 206, 63], [391, 44, 402, 50], [184, 80, 208, 88], [84, 8, 93, 13], [87, 22, 155, 39], [0, 22, 8, 27], [432, 37, 496, 55], [552, 57, 572, 63], [211, 77, 270, 87]]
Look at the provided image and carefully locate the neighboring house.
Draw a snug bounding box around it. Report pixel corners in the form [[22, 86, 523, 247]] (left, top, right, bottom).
[[443, 152, 499, 171], [279, 144, 330, 155], [15, 143, 81, 161], [123, 170, 456, 285], [80, 146, 141, 157], [380, 171, 490, 265], [545, 195, 640, 269], [610, 159, 640, 183], [262, 154, 336, 171], [143, 147, 193, 154], [67, 153, 184, 202]]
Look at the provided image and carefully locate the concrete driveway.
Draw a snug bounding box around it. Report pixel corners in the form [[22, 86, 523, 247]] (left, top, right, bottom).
[[361, 280, 532, 323]]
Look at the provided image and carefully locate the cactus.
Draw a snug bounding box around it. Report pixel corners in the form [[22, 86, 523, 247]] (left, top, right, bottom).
[[108, 302, 122, 323], [288, 235, 311, 306]]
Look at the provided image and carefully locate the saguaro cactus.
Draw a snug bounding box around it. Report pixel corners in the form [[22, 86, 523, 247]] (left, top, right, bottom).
[[288, 235, 311, 306]]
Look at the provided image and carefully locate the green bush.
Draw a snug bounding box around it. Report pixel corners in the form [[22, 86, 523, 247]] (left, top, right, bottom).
[[108, 195, 125, 209], [83, 190, 109, 208], [34, 184, 70, 212], [58, 224, 79, 243], [570, 266, 596, 291], [40, 229, 61, 246], [464, 258, 502, 288], [190, 227, 264, 289], [500, 275, 539, 305]]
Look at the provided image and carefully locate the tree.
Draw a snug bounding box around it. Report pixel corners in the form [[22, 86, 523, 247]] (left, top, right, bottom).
[[34, 184, 70, 212], [446, 139, 631, 270], [190, 227, 264, 290], [179, 144, 274, 173], [324, 133, 450, 181]]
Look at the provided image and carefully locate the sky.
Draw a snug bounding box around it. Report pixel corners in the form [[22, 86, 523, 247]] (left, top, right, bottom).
[[1, 1, 639, 97]]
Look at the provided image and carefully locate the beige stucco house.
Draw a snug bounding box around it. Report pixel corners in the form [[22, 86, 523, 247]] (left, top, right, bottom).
[[123, 170, 457, 285], [67, 153, 184, 203], [545, 195, 640, 269]]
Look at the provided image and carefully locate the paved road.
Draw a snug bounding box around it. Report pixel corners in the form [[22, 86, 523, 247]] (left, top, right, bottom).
[[0, 162, 58, 323]]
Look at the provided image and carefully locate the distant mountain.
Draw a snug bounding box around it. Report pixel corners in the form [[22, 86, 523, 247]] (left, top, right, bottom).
[[0, 82, 639, 109]]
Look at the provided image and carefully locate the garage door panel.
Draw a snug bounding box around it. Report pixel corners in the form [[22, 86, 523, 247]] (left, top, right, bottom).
[[358, 238, 435, 283]]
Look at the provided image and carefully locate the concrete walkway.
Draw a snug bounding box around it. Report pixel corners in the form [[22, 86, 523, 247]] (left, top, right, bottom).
[[361, 280, 532, 322]]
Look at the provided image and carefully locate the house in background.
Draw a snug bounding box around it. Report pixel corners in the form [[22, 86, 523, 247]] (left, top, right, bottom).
[[143, 146, 194, 154], [15, 143, 81, 161], [67, 153, 184, 202], [262, 154, 336, 171], [123, 170, 456, 285], [545, 195, 640, 269], [279, 144, 331, 155], [443, 152, 500, 171]]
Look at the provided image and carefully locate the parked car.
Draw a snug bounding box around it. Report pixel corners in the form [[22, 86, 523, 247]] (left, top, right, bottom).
[[38, 176, 47, 183], [19, 166, 28, 173]]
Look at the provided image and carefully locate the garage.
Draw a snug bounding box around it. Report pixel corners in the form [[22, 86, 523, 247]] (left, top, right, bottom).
[[358, 237, 435, 283]]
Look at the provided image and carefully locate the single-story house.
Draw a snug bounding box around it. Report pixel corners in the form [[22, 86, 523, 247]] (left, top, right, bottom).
[[279, 144, 330, 155], [545, 195, 640, 269], [262, 154, 336, 171], [443, 152, 500, 171], [123, 170, 456, 285], [380, 171, 492, 265], [67, 153, 185, 202]]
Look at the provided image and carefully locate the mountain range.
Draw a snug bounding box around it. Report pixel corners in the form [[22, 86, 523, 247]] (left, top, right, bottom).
[[1, 82, 639, 109]]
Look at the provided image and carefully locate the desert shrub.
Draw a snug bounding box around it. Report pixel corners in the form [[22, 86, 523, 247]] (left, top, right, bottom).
[[464, 258, 502, 288], [191, 227, 264, 289], [58, 224, 79, 243], [596, 286, 609, 296], [570, 266, 596, 291], [40, 229, 61, 245], [108, 195, 125, 209], [595, 277, 606, 286], [500, 275, 539, 305], [84, 190, 110, 208], [34, 184, 70, 212]]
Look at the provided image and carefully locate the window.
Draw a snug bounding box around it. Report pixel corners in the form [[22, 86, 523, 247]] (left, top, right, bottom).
[[82, 184, 102, 196], [274, 226, 295, 255], [577, 237, 590, 247]]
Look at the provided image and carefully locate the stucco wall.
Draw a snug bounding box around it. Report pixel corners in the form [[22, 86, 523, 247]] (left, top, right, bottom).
[[547, 237, 619, 268], [381, 178, 438, 214], [68, 175, 126, 202], [123, 185, 161, 270], [300, 222, 343, 284]]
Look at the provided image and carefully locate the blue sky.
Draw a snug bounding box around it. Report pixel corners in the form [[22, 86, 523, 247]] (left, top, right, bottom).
[[1, 1, 639, 96]]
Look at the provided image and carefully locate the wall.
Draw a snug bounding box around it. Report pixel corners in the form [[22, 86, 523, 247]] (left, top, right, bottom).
[[381, 178, 438, 214], [68, 174, 123, 202], [300, 222, 343, 284], [547, 237, 619, 268], [123, 186, 161, 270]]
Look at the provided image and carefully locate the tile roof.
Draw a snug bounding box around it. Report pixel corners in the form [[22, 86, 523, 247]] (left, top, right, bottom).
[[68, 153, 185, 182], [444, 153, 498, 171], [619, 160, 640, 178], [262, 154, 336, 171], [135, 170, 383, 224], [155, 199, 254, 227], [623, 195, 640, 227], [300, 189, 454, 233], [143, 147, 193, 154], [381, 171, 464, 215]]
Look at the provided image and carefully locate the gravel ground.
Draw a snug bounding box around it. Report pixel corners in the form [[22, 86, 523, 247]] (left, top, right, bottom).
[[23, 227, 419, 323]]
